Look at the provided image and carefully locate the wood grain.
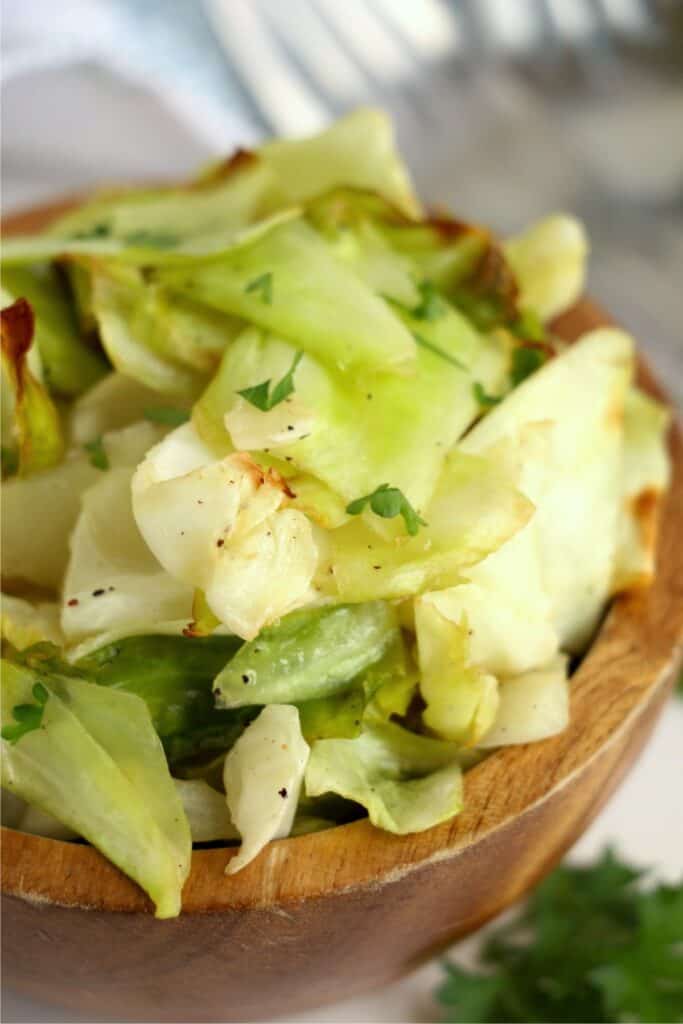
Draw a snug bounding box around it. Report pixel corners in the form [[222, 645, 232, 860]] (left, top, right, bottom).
[[2, 201, 682, 1022]]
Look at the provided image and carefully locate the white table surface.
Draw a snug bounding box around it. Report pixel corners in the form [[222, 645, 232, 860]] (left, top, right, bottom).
[[2, 59, 682, 1024]]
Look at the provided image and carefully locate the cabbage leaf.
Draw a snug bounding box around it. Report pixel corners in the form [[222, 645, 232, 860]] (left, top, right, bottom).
[[320, 449, 533, 602], [2, 421, 162, 590], [1, 595, 63, 650], [75, 633, 245, 758], [461, 329, 634, 653], [259, 107, 419, 216], [223, 704, 309, 873], [1, 659, 190, 917], [213, 602, 398, 708], [477, 654, 569, 749], [199, 312, 507, 516], [612, 387, 671, 592], [415, 597, 499, 745], [156, 220, 417, 375], [2, 264, 107, 396], [504, 215, 588, 322], [1, 298, 64, 475], [305, 719, 463, 835], [132, 423, 317, 639], [61, 464, 192, 642]]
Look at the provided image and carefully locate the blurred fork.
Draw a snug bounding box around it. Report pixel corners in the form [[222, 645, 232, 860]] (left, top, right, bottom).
[[203, 0, 666, 137]]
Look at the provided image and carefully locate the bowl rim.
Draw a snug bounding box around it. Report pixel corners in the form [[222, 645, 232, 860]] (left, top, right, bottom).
[[2, 199, 682, 915]]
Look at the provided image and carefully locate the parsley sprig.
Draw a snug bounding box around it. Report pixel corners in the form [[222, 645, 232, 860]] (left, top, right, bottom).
[[472, 382, 502, 409], [346, 483, 427, 537], [2, 682, 49, 744], [511, 308, 546, 343], [70, 222, 111, 241], [437, 849, 683, 1023], [83, 436, 109, 471], [237, 351, 303, 412], [413, 332, 468, 371], [143, 407, 190, 427], [123, 229, 179, 249], [413, 280, 447, 322], [244, 271, 273, 305], [510, 346, 547, 387]]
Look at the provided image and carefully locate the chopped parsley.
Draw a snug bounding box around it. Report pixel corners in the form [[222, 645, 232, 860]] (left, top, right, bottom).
[[83, 436, 109, 471], [473, 382, 502, 408], [245, 271, 273, 305], [510, 346, 547, 388], [413, 332, 468, 371], [144, 407, 190, 426], [237, 351, 303, 412], [413, 280, 447, 321], [2, 682, 49, 744], [70, 222, 111, 241], [346, 483, 427, 537], [436, 849, 683, 1023], [511, 308, 546, 343], [123, 229, 180, 249]]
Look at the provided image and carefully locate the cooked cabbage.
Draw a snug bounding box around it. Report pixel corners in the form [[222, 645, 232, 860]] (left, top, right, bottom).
[[61, 464, 192, 642], [0, 111, 672, 903], [1, 594, 63, 650], [132, 422, 318, 639], [2, 421, 163, 589], [611, 387, 671, 592], [1, 659, 190, 917], [504, 215, 589, 321], [461, 328, 634, 652], [305, 719, 463, 835], [477, 655, 569, 749], [223, 704, 310, 873], [1, 298, 64, 475]]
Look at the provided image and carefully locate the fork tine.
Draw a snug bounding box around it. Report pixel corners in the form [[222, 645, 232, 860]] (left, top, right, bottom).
[[543, 0, 603, 42], [470, 0, 546, 55], [597, 0, 656, 36], [260, 0, 372, 110], [204, 0, 328, 135], [314, 0, 418, 90], [369, 0, 462, 63]]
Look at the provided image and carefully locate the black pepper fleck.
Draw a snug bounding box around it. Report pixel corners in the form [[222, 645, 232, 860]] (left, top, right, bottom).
[[92, 588, 106, 597], [241, 674, 250, 684], [278, 787, 288, 798], [217, 538, 225, 547]]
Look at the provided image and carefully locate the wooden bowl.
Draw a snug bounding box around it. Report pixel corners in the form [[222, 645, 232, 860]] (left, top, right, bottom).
[[2, 201, 683, 1023]]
